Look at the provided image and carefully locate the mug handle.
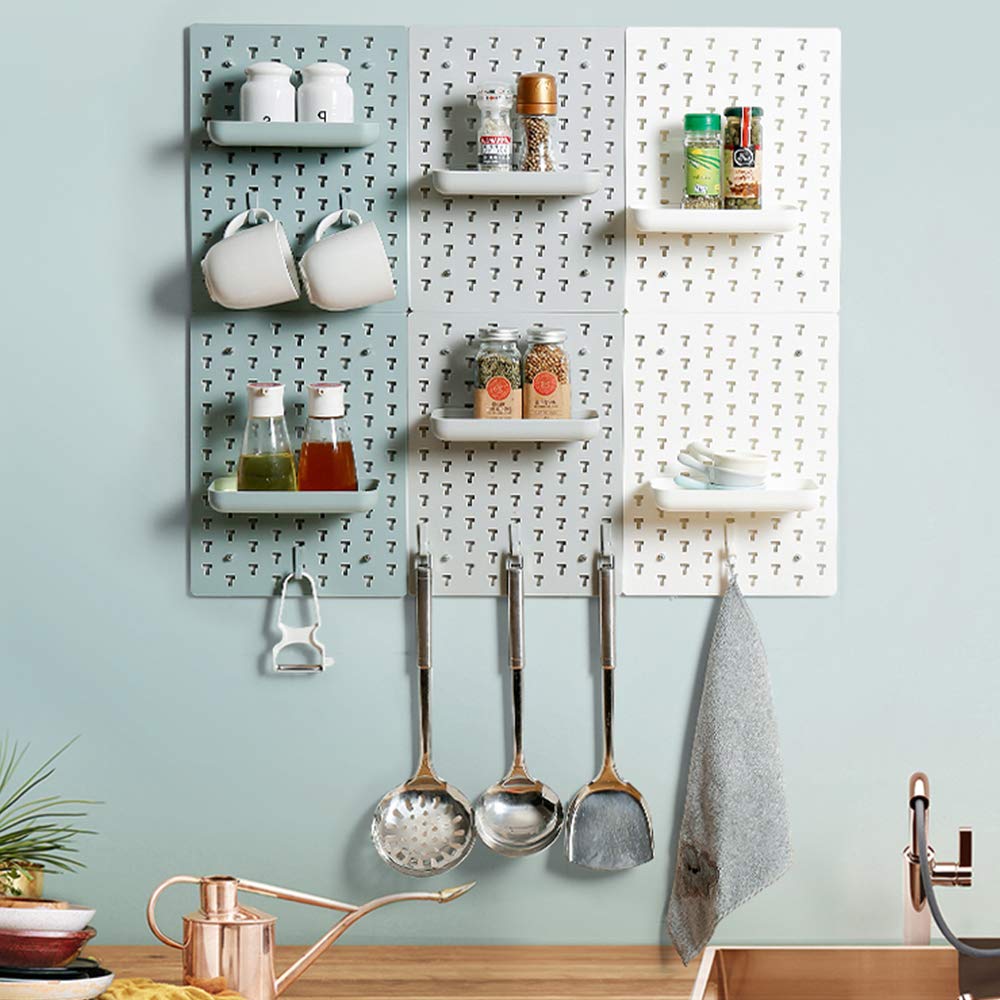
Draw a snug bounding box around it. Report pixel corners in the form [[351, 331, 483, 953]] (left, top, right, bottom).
[[314, 209, 364, 243], [223, 208, 274, 239], [677, 450, 709, 474], [682, 441, 716, 467]]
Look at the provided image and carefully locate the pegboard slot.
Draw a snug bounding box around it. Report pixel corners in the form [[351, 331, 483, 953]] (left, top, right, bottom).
[[431, 169, 602, 198], [649, 476, 819, 514], [632, 205, 798, 235], [430, 408, 601, 443], [208, 476, 381, 514], [207, 120, 381, 148]]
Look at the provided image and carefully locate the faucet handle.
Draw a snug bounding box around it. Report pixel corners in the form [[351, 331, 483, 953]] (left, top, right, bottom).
[[933, 827, 973, 887]]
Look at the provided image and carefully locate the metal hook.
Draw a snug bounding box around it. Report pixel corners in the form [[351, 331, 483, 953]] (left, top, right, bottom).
[[245, 190, 262, 224], [599, 522, 613, 558], [292, 546, 304, 581], [339, 189, 352, 214], [723, 518, 737, 580], [508, 521, 522, 559]]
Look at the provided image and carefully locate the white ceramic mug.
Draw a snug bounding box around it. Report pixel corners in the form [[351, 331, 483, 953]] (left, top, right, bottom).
[[298, 210, 395, 311], [202, 210, 301, 310]]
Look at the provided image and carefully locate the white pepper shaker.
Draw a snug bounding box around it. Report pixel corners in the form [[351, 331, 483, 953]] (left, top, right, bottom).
[[240, 62, 296, 123], [297, 62, 354, 123]]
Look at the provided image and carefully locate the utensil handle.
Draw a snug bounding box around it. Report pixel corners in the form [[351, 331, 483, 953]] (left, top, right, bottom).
[[416, 553, 433, 772], [508, 552, 525, 769], [598, 554, 616, 769]]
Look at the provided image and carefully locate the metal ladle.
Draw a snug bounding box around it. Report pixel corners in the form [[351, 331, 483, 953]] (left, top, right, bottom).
[[475, 528, 563, 857], [371, 534, 475, 876]]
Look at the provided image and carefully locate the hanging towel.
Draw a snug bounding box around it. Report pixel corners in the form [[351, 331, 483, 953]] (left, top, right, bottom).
[[666, 565, 792, 964]]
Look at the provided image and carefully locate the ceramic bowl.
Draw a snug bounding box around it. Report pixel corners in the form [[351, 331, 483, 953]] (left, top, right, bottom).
[[0, 927, 95, 969], [0, 908, 95, 934]]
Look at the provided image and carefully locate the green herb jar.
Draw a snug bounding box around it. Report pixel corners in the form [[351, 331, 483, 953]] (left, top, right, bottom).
[[723, 106, 763, 209], [474, 326, 522, 419], [683, 113, 722, 209]]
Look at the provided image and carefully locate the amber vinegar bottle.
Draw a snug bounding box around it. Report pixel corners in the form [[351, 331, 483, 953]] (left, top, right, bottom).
[[298, 382, 359, 491]]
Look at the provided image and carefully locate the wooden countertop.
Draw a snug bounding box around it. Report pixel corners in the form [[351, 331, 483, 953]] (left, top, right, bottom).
[[90, 945, 697, 999]]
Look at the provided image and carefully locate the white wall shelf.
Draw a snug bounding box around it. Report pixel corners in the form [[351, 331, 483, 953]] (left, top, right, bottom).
[[430, 408, 601, 443], [207, 477, 381, 515], [206, 121, 381, 148], [648, 476, 820, 514], [430, 168, 603, 198], [631, 205, 799, 235]]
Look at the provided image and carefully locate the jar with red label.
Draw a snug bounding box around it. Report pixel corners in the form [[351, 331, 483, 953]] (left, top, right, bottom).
[[723, 106, 763, 209], [474, 327, 522, 419], [523, 327, 571, 419]]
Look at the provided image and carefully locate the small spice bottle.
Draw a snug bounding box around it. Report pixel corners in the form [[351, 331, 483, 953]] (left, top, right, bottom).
[[516, 73, 557, 172], [474, 327, 522, 419], [682, 113, 722, 209], [723, 106, 763, 209], [523, 327, 571, 420], [476, 82, 514, 172]]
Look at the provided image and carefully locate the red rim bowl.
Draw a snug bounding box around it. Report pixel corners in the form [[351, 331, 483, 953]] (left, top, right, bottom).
[[0, 926, 95, 968]]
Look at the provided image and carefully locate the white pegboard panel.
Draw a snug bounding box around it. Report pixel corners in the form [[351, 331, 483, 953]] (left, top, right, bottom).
[[625, 27, 841, 313], [623, 313, 838, 596], [408, 313, 623, 596], [408, 28, 625, 313]]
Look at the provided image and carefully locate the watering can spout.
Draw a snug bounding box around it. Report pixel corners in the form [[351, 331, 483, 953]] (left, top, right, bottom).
[[147, 874, 475, 1000]]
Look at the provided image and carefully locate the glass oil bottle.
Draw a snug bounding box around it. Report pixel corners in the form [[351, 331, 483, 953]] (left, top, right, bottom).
[[297, 383, 359, 491], [237, 382, 297, 491]]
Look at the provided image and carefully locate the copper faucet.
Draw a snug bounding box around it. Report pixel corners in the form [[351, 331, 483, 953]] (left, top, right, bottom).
[[904, 772, 973, 945]]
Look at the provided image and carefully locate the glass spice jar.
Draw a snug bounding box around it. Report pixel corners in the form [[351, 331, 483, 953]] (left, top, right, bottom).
[[474, 326, 522, 419], [723, 106, 763, 209], [683, 113, 722, 208], [516, 72, 556, 172], [476, 82, 514, 172], [523, 327, 571, 419]]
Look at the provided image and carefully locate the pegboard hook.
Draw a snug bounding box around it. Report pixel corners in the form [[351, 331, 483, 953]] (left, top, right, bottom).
[[508, 521, 522, 560], [245, 190, 263, 224], [723, 518, 738, 581], [292, 545, 305, 581], [417, 522, 429, 559]]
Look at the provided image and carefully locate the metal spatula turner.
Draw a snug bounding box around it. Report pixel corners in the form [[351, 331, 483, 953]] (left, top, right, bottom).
[[565, 540, 654, 870], [371, 536, 475, 875]]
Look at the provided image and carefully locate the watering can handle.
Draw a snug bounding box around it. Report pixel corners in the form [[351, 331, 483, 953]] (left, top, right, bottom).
[[147, 875, 202, 949]]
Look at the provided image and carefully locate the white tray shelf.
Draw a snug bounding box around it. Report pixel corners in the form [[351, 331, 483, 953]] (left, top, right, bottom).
[[431, 169, 603, 198], [649, 476, 820, 514], [631, 204, 798, 235], [430, 408, 601, 443], [207, 477, 380, 515], [206, 121, 381, 149]]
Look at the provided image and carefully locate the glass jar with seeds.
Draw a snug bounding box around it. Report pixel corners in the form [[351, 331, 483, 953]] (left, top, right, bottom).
[[523, 327, 571, 420], [723, 106, 763, 209], [682, 113, 722, 209], [474, 326, 522, 419], [516, 72, 556, 172]]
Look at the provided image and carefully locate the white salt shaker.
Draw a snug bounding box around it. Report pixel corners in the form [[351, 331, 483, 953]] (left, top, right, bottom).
[[240, 62, 296, 122], [297, 63, 354, 123]]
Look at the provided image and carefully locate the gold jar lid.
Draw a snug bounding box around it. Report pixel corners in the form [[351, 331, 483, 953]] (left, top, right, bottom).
[[516, 72, 557, 115]]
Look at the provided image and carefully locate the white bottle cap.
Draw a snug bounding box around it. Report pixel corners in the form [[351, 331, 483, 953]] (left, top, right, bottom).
[[303, 61, 349, 78], [247, 382, 285, 418], [245, 61, 294, 79], [308, 382, 346, 418]]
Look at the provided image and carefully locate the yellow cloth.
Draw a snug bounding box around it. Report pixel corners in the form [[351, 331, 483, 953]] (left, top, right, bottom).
[[101, 978, 244, 1000]]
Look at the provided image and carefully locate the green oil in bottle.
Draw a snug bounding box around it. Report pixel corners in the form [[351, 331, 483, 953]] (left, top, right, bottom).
[[237, 452, 298, 491]]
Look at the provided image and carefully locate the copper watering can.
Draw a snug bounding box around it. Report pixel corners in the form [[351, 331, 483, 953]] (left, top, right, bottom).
[[147, 874, 475, 1000]]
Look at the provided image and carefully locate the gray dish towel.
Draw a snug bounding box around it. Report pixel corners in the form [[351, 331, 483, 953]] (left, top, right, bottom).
[[666, 566, 792, 964]]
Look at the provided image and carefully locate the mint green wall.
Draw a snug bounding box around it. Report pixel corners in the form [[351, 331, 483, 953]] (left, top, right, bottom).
[[6, 0, 1000, 949]]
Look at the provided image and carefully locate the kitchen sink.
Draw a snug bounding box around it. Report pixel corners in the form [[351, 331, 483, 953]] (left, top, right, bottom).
[[690, 947, 960, 1000]]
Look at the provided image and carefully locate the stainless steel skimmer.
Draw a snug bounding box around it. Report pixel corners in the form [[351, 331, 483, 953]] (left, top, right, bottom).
[[565, 541, 654, 870], [475, 531, 563, 857], [371, 543, 475, 876]]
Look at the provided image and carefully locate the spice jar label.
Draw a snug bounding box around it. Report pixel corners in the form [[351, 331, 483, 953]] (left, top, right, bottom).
[[532, 371, 558, 397], [475, 383, 521, 419], [685, 146, 721, 198], [479, 133, 512, 168], [486, 376, 512, 401]]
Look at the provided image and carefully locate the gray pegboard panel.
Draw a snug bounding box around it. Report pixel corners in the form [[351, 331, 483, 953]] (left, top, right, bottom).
[[408, 313, 623, 596], [622, 312, 838, 596], [189, 24, 409, 306], [190, 310, 407, 596], [408, 28, 626, 313], [625, 27, 841, 313]]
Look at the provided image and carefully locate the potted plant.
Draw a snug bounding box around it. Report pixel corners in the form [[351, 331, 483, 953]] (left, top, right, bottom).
[[0, 738, 96, 902]]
